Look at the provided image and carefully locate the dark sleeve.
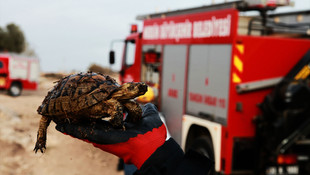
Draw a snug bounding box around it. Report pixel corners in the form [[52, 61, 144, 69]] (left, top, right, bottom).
[[134, 138, 213, 175]]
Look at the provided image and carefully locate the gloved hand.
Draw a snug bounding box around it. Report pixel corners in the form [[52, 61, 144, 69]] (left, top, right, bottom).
[[55, 103, 167, 169]]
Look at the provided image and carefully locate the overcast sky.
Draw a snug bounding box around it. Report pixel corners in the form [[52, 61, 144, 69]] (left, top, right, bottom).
[[0, 0, 309, 73]]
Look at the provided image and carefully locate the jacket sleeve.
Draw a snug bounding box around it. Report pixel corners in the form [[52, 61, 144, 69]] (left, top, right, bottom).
[[134, 138, 213, 175]]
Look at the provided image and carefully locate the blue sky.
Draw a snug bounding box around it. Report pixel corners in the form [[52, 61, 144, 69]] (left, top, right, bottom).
[[0, 0, 309, 72]]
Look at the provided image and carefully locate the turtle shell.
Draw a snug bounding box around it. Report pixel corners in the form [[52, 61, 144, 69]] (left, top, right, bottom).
[[37, 72, 120, 116]]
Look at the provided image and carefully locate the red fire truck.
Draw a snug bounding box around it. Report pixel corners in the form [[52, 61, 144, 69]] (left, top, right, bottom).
[[0, 53, 39, 96], [110, 0, 310, 174]]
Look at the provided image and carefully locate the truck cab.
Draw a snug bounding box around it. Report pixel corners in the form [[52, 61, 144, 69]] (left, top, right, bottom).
[[110, 27, 162, 105]]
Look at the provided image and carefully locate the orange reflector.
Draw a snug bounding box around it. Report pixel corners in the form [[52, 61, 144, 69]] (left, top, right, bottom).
[[277, 154, 297, 165]]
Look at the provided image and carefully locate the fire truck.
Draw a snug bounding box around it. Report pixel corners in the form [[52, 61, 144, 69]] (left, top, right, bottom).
[[109, 0, 310, 174], [0, 53, 39, 96]]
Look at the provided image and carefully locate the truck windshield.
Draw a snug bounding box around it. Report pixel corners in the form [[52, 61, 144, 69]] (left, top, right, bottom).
[[125, 40, 136, 66]]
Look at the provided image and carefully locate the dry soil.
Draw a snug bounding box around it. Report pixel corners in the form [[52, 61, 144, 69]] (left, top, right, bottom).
[[0, 75, 123, 175]]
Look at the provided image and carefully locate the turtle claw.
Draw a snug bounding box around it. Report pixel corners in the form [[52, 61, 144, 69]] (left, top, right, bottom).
[[34, 141, 46, 153]]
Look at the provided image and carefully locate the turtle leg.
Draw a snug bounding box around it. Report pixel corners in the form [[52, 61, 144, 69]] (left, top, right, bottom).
[[121, 100, 142, 123], [103, 99, 124, 129], [34, 116, 51, 153]]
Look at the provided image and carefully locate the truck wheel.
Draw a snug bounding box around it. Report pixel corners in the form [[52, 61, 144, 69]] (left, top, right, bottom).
[[8, 82, 22, 96], [189, 136, 215, 175]]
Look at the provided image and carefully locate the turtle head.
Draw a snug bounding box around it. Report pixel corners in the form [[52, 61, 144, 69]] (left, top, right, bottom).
[[139, 83, 148, 95], [111, 82, 148, 100]]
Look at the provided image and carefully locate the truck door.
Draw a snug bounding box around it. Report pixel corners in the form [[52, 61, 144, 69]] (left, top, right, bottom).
[[161, 45, 187, 144], [120, 35, 142, 83], [0, 58, 8, 75], [0, 58, 8, 87], [121, 39, 138, 82], [187, 45, 232, 125]]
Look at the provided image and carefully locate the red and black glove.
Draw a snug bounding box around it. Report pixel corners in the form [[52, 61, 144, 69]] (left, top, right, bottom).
[[55, 103, 167, 169]]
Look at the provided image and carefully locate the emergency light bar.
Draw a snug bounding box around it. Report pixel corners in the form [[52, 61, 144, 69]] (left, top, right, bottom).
[[136, 0, 291, 21], [131, 24, 138, 33], [246, 0, 290, 7]]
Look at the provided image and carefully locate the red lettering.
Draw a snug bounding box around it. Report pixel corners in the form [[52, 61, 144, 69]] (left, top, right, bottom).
[[172, 74, 176, 82], [218, 98, 226, 109], [205, 78, 209, 86], [204, 95, 217, 106], [188, 92, 226, 109], [189, 92, 203, 103], [168, 88, 178, 98]]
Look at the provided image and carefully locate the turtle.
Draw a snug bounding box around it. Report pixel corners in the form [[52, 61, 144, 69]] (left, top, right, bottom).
[[34, 72, 148, 153]]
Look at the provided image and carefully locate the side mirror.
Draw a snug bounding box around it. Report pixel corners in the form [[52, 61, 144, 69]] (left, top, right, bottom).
[[109, 50, 115, 64]]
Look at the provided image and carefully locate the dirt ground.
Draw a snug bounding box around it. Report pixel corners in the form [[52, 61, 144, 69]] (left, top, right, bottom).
[[0, 75, 124, 175]]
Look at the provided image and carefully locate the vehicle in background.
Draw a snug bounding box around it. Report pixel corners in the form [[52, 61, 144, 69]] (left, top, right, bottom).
[[0, 53, 39, 96], [110, 0, 310, 174]]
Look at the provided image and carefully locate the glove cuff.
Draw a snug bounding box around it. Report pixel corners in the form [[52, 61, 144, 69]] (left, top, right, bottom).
[[137, 138, 184, 174], [94, 123, 167, 169], [129, 124, 167, 169]]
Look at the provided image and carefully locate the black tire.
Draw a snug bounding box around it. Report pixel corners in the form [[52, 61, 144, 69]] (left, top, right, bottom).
[[8, 82, 22, 96], [189, 136, 215, 175]]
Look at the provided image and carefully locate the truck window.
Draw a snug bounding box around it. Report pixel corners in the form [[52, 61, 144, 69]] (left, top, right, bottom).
[[0, 61, 3, 68], [125, 40, 136, 66]]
